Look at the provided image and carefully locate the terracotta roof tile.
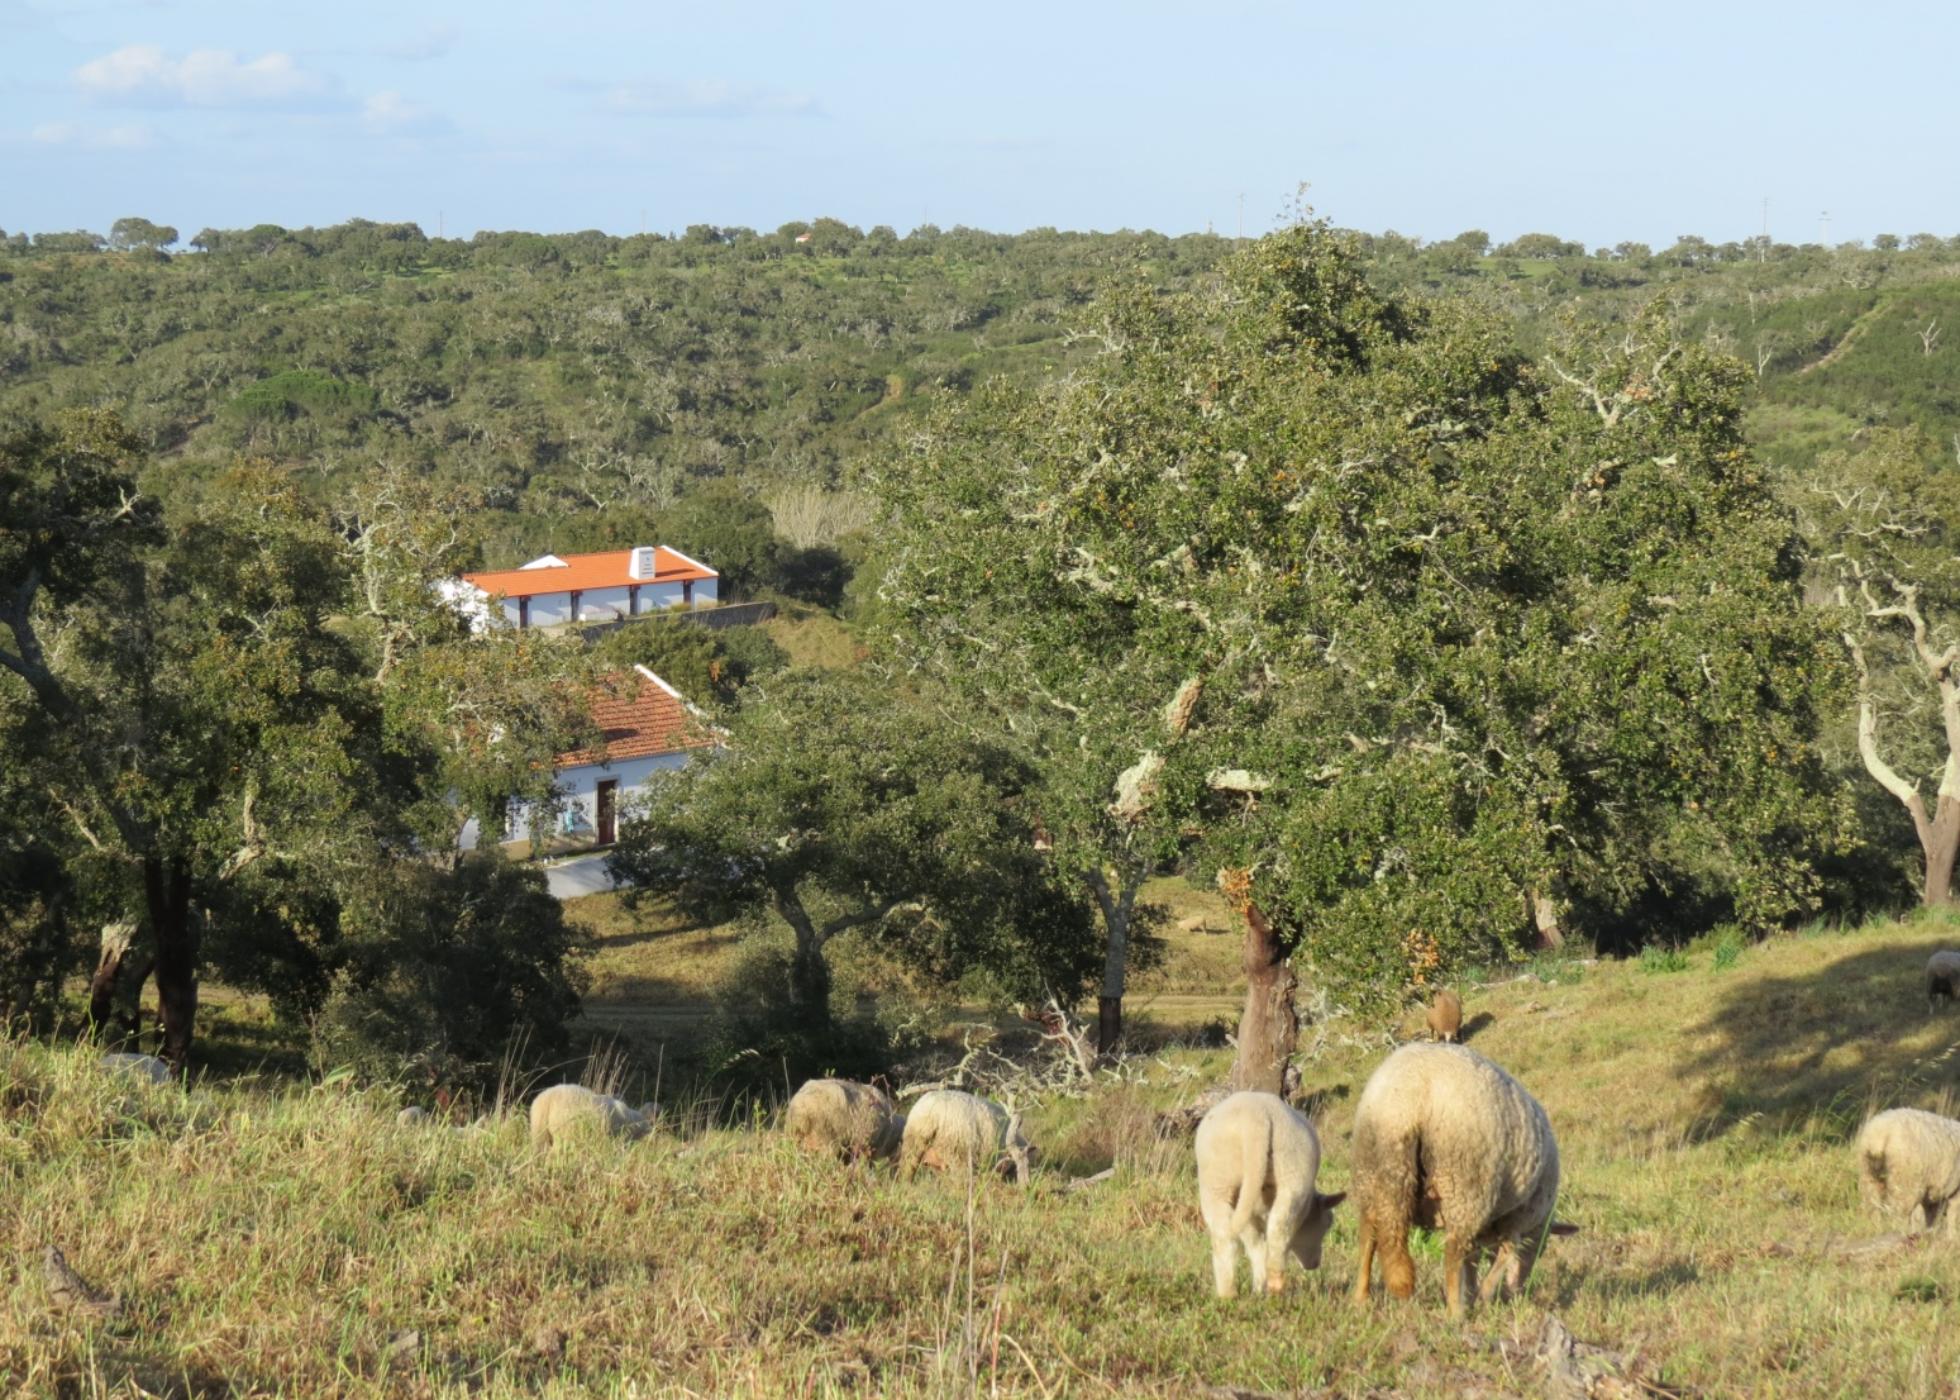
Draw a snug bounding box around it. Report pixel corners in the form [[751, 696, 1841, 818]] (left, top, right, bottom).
[[464, 546, 716, 601], [555, 666, 715, 768]]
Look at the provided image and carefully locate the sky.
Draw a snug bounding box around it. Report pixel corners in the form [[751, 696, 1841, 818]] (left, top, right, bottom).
[[4, 0, 1958, 248]]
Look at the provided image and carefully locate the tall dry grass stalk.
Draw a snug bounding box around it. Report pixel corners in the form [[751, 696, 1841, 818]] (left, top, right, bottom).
[[766, 485, 877, 549]]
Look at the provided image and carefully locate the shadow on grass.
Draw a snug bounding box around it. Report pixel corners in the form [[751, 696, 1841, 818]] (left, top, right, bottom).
[[1543, 1257, 1702, 1310], [1677, 934, 1960, 1142], [1458, 1011, 1496, 1044]]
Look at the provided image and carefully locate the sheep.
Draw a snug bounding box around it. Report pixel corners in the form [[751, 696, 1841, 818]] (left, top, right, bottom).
[[784, 1078, 903, 1163], [1349, 1042, 1575, 1318], [1857, 1107, 1960, 1233], [397, 1105, 431, 1127], [528, 1084, 658, 1149], [1425, 988, 1464, 1043], [1927, 952, 1960, 1013], [899, 1090, 1033, 1184], [1193, 1091, 1346, 1297], [99, 1052, 171, 1087]]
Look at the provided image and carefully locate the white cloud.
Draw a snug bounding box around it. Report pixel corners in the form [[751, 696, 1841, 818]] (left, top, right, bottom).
[[382, 24, 461, 62], [598, 79, 820, 119], [30, 121, 157, 150], [75, 44, 334, 108], [361, 90, 449, 137]]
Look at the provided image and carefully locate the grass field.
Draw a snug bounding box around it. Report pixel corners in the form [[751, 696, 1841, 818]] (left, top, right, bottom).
[[10, 908, 1960, 1395]]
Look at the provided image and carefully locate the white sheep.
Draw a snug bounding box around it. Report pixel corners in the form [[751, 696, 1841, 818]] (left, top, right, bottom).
[[1857, 1107, 1960, 1233], [784, 1078, 903, 1162], [99, 1052, 171, 1087], [397, 1105, 431, 1127], [899, 1089, 1032, 1184], [528, 1084, 658, 1149], [1193, 1091, 1346, 1297], [1927, 952, 1960, 1013], [1349, 1042, 1575, 1318]]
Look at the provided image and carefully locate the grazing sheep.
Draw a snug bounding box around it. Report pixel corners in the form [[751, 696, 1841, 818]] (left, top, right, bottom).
[[528, 1084, 658, 1149], [397, 1106, 431, 1127], [1426, 988, 1464, 1043], [1928, 952, 1960, 1013], [1193, 1091, 1346, 1297], [99, 1053, 171, 1087], [784, 1078, 903, 1162], [1349, 1043, 1575, 1318], [899, 1090, 1033, 1184], [1857, 1107, 1960, 1233]]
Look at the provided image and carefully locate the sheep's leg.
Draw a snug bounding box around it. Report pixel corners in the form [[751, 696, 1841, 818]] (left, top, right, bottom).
[[1263, 1191, 1302, 1294], [1350, 1226, 1376, 1306], [1240, 1229, 1270, 1298], [1380, 1225, 1417, 1302], [1442, 1237, 1471, 1319], [1199, 1193, 1238, 1299], [1478, 1242, 1517, 1304]]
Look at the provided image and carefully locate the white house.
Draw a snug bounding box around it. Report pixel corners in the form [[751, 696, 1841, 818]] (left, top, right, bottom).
[[459, 665, 715, 851], [441, 545, 719, 632]]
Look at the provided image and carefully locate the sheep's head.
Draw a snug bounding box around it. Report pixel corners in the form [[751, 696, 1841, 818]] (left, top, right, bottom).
[[1289, 1190, 1347, 1270]]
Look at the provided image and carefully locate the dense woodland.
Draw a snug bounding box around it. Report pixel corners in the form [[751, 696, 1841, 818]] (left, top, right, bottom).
[[6, 213, 1960, 1089]]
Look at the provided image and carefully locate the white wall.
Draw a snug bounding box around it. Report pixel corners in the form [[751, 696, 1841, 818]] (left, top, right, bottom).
[[499, 597, 524, 627], [458, 750, 692, 850], [641, 581, 686, 610], [695, 577, 719, 604], [527, 592, 573, 627], [580, 585, 631, 622]]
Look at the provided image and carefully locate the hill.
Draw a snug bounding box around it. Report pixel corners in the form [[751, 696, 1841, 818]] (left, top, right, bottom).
[[10, 907, 1960, 1395]]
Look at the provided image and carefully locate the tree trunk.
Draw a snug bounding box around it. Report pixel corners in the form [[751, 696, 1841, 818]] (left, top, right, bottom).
[[1528, 889, 1564, 950], [1096, 995, 1122, 1053], [1923, 796, 1960, 905], [87, 919, 147, 1038], [1089, 869, 1139, 1055], [1231, 903, 1299, 1095], [145, 856, 199, 1067], [773, 889, 833, 1029]]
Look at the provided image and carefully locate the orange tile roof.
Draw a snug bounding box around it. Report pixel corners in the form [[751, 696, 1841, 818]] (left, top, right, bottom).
[[464, 546, 717, 600], [554, 667, 716, 768]]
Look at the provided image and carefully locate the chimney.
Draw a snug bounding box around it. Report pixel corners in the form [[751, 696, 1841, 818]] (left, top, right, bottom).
[[628, 546, 657, 580]]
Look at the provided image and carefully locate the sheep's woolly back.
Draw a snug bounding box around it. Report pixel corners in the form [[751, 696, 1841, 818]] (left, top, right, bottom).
[[1857, 1108, 1960, 1229], [1194, 1091, 1320, 1236], [100, 1053, 170, 1087], [784, 1078, 900, 1161], [900, 1090, 1031, 1180], [1351, 1043, 1558, 1252], [529, 1084, 656, 1149]]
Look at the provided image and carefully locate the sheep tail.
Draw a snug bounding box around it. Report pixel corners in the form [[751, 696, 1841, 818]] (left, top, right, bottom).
[[1228, 1112, 1272, 1238]]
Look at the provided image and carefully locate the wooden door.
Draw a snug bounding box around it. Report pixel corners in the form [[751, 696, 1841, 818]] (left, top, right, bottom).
[[596, 780, 618, 846]]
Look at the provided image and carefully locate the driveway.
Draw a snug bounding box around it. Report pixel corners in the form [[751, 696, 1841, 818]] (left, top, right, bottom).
[[543, 852, 629, 900]]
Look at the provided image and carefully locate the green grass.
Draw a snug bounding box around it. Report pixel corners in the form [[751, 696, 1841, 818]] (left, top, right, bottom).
[[15, 910, 1960, 1393]]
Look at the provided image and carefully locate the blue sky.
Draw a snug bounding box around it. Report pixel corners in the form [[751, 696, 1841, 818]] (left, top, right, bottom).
[[4, 0, 1957, 247]]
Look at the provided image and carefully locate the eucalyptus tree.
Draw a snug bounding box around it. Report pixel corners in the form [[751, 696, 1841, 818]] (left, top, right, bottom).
[[883, 221, 1847, 1091]]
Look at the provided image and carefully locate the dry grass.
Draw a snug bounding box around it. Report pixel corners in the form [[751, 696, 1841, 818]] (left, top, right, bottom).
[[760, 610, 867, 671], [14, 911, 1960, 1394]]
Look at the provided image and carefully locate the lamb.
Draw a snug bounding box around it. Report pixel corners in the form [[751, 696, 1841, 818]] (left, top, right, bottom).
[[1349, 1042, 1575, 1318], [1193, 1091, 1346, 1297], [99, 1052, 171, 1087], [1927, 952, 1960, 1013], [784, 1078, 904, 1163], [1857, 1107, 1960, 1233], [899, 1090, 1033, 1184], [1425, 988, 1464, 1043], [528, 1084, 658, 1149]]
